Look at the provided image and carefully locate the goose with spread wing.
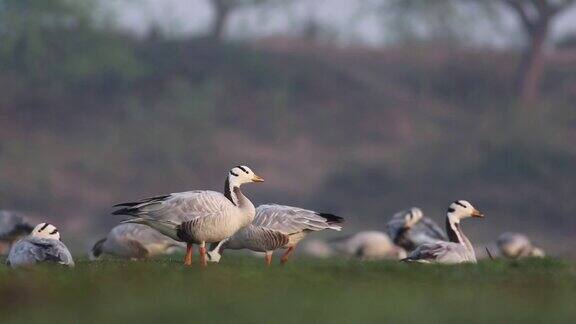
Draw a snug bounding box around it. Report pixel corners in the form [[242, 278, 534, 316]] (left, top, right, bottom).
[[90, 223, 185, 260], [113, 165, 264, 267], [7, 223, 74, 268], [207, 204, 344, 266], [402, 200, 484, 264], [386, 207, 447, 251]]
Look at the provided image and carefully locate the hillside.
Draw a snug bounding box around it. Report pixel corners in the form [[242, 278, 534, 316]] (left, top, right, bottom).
[[0, 36, 575, 254]]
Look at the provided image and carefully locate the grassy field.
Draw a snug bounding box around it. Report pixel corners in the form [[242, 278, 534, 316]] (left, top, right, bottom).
[[0, 256, 575, 323]]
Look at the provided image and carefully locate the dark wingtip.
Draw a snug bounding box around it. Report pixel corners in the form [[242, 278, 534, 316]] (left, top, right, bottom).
[[317, 212, 345, 224], [113, 202, 135, 208], [112, 208, 128, 216]]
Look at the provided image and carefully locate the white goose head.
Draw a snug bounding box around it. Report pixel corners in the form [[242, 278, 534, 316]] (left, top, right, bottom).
[[227, 165, 264, 187], [31, 223, 61, 240], [403, 207, 423, 229], [225, 165, 264, 206], [206, 250, 222, 263], [447, 200, 483, 223]]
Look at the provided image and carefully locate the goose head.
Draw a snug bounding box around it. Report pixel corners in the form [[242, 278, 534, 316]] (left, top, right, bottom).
[[227, 165, 264, 187], [31, 223, 61, 240], [403, 207, 423, 228], [447, 200, 483, 223], [206, 250, 222, 263]]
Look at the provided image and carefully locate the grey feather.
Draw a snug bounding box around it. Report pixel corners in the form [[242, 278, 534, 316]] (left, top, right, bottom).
[[386, 208, 446, 251], [7, 237, 74, 268]]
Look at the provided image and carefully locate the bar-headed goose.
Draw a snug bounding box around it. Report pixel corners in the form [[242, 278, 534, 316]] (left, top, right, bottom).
[[330, 231, 406, 260], [113, 165, 263, 267], [402, 200, 484, 264], [0, 211, 34, 255], [207, 204, 343, 266], [90, 223, 185, 260], [7, 223, 74, 268], [386, 207, 447, 251], [497, 232, 545, 259]]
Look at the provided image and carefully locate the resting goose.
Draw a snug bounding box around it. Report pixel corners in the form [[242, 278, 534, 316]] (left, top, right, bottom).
[[90, 223, 185, 260], [113, 165, 263, 267], [402, 200, 484, 264], [207, 204, 343, 266], [7, 223, 74, 268], [0, 211, 34, 255], [386, 207, 447, 251], [330, 231, 406, 260], [497, 232, 545, 259]]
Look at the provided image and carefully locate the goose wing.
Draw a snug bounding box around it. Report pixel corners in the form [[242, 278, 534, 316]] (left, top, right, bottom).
[[113, 190, 234, 223], [411, 217, 447, 243], [385, 210, 408, 242], [404, 242, 469, 264], [111, 223, 183, 246], [254, 204, 343, 234], [226, 224, 289, 252]]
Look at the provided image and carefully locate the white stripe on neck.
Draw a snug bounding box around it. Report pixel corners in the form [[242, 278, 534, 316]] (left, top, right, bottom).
[[447, 213, 464, 244]]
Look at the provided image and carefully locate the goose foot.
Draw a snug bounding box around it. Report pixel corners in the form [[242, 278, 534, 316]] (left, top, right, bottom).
[[280, 247, 295, 266], [199, 245, 208, 267], [184, 243, 193, 266], [265, 252, 272, 267]]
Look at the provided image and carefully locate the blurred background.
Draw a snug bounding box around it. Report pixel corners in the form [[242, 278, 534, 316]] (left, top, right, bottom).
[[0, 0, 575, 256]]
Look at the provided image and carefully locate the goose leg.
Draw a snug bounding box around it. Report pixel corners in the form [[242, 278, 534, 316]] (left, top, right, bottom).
[[265, 251, 273, 267], [199, 242, 208, 267], [280, 247, 295, 265], [184, 243, 193, 266]]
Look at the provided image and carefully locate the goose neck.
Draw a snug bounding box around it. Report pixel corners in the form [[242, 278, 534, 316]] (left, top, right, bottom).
[[445, 213, 476, 261]]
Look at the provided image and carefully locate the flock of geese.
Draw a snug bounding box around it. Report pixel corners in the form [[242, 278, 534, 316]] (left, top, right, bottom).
[[0, 165, 545, 268]]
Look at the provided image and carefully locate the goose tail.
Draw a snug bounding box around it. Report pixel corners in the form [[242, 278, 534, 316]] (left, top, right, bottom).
[[90, 238, 107, 261]]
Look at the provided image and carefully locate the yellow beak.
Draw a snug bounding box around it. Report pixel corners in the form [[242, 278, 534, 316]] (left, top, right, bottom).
[[472, 209, 484, 218], [252, 174, 265, 183]]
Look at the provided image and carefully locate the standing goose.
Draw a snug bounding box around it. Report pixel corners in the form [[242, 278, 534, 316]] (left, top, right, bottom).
[[207, 204, 344, 266], [386, 207, 447, 251], [90, 223, 185, 260], [497, 232, 545, 259], [0, 211, 34, 255], [7, 223, 74, 268], [113, 165, 264, 267], [402, 200, 484, 264]]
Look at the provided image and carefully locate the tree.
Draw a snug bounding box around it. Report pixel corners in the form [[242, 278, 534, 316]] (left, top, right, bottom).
[[367, 0, 576, 103], [497, 0, 576, 104], [206, 0, 284, 41]]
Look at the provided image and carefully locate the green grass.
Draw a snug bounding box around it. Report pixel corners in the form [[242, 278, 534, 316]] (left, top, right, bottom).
[[0, 257, 575, 323]]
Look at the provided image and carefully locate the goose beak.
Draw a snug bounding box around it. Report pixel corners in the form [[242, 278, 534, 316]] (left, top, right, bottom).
[[252, 174, 264, 183], [472, 209, 484, 218]]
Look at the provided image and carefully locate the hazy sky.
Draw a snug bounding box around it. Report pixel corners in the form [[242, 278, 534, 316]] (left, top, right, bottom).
[[109, 0, 576, 47]]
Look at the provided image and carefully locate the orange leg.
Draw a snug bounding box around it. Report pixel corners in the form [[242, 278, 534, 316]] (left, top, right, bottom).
[[280, 247, 295, 265], [265, 252, 272, 267], [184, 243, 193, 266], [199, 243, 208, 267]]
